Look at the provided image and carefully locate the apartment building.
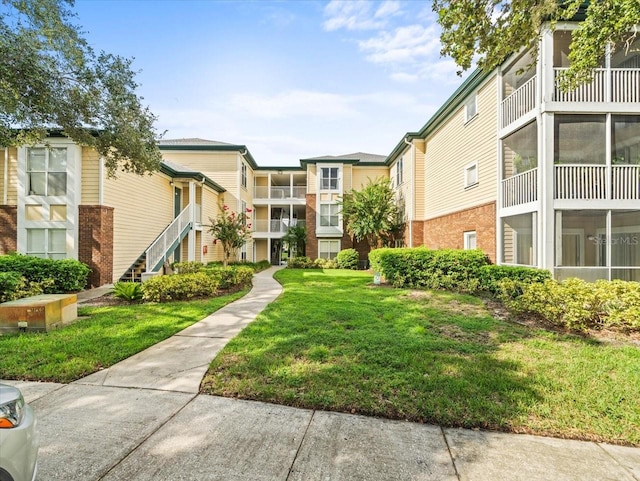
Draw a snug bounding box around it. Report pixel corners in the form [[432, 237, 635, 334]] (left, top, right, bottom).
[[1, 20, 638, 285]]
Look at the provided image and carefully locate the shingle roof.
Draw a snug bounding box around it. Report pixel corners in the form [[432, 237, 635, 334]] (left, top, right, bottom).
[[303, 152, 387, 164], [158, 138, 233, 146]]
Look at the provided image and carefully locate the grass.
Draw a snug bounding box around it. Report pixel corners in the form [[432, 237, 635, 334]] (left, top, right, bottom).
[[201, 269, 640, 446], [0, 289, 248, 383]]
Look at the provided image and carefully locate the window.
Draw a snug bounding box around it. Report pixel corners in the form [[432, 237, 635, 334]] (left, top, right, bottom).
[[319, 240, 340, 259], [241, 242, 247, 261], [464, 95, 477, 123], [320, 167, 339, 190], [241, 201, 247, 225], [27, 228, 66, 259], [394, 239, 404, 248], [320, 204, 339, 227], [464, 162, 478, 188], [612, 115, 640, 165], [555, 115, 606, 165], [27, 147, 67, 196], [396, 157, 403, 186], [464, 231, 477, 250], [241, 163, 247, 188]]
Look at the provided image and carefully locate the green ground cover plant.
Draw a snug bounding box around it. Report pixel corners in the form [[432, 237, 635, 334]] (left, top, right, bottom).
[[202, 269, 640, 446], [0, 289, 248, 382]]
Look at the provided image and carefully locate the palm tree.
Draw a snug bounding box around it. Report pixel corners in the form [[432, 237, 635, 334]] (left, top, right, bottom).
[[282, 224, 306, 258]]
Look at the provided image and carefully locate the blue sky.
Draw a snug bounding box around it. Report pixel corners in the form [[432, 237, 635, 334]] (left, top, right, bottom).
[[74, 0, 467, 166]]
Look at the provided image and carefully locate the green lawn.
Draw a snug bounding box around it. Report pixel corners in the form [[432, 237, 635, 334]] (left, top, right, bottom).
[[202, 269, 640, 446], [0, 289, 248, 383]]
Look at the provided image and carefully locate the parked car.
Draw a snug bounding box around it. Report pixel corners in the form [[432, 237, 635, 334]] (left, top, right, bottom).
[[0, 384, 38, 481]]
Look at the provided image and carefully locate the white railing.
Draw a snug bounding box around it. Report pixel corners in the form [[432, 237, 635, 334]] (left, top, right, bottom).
[[612, 165, 640, 200], [554, 68, 640, 103], [611, 69, 640, 103], [554, 68, 607, 102], [253, 219, 306, 233], [146, 204, 192, 272], [254, 186, 307, 199], [501, 168, 537, 208], [555, 165, 607, 200], [501, 76, 536, 128]]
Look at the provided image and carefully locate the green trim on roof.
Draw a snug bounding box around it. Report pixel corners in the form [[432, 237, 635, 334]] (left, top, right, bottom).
[[159, 163, 225, 193], [385, 68, 494, 165], [300, 158, 361, 167], [256, 166, 305, 172], [159, 143, 258, 169]]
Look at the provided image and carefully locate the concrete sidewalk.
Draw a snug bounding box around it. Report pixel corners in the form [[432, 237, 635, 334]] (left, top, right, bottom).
[[4, 266, 640, 481]]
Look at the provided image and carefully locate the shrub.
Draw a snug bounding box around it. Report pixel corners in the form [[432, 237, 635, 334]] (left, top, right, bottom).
[[205, 260, 271, 272], [172, 261, 205, 274], [287, 256, 315, 269], [0, 254, 89, 293], [142, 273, 219, 302], [499, 277, 640, 331], [204, 266, 253, 289], [368, 247, 490, 292], [113, 282, 143, 301], [336, 248, 359, 270], [0, 272, 24, 302], [478, 265, 551, 295], [314, 258, 338, 269]]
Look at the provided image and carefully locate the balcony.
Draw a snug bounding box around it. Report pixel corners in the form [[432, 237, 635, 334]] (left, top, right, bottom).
[[553, 68, 640, 103], [252, 219, 306, 235], [502, 169, 538, 208], [254, 186, 307, 200], [501, 76, 537, 129]]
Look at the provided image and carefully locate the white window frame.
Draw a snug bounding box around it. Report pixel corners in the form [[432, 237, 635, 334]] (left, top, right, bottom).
[[241, 241, 247, 261], [320, 203, 339, 227], [320, 166, 339, 191], [464, 94, 477, 123], [396, 157, 404, 186], [464, 231, 477, 250], [464, 162, 479, 188], [319, 239, 340, 260], [241, 163, 247, 189]]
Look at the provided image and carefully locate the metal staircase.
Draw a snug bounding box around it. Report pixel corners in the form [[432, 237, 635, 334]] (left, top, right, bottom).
[[119, 204, 194, 282]]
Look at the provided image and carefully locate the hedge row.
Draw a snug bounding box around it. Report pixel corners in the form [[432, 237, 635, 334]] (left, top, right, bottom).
[[0, 254, 90, 301], [286, 256, 337, 269], [140, 263, 255, 302], [498, 278, 640, 331]]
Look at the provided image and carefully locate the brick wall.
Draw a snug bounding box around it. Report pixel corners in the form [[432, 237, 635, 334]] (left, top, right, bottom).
[[0, 206, 17, 254], [305, 194, 318, 259], [403, 221, 424, 247], [423, 202, 496, 262], [78, 205, 114, 287]]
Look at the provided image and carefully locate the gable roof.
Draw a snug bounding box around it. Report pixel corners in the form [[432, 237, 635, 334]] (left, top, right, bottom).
[[160, 159, 225, 193], [300, 152, 387, 167], [158, 138, 258, 169], [158, 138, 233, 146]]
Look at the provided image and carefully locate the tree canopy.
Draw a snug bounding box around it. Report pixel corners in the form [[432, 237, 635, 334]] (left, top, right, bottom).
[[0, 0, 162, 176], [434, 0, 640, 89], [339, 178, 404, 250]]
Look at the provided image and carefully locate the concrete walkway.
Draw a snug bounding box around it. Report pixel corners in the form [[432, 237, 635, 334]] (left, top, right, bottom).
[[4, 266, 640, 481]]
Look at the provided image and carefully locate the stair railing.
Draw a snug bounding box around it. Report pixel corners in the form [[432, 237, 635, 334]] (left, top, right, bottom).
[[145, 204, 193, 272]]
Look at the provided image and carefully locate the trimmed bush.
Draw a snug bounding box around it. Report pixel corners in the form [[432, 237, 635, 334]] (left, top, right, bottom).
[[499, 277, 640, 331], [314, 258, 338, 269], [204, 266, 253, 289], [172, 261, 205, 274], [369, 247, 490, 292], [142, 272, 220, 302], [478, 265, 551, 295], [113, 282, 143, 301], [287, 256, 315, 269], [336, 249, 359, 270], [0, 254, 89, 293], [205, 260, 271, 272]]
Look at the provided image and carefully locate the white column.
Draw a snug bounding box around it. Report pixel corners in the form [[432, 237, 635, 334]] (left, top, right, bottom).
[[187, 181, 196, 261]]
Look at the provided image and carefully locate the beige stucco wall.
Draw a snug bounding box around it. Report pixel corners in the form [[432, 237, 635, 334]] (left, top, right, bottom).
[[80, 147, 100, 204], [104, 169, 174, 281], [352, 167, 388, 191], [424, 75, 498, 219]]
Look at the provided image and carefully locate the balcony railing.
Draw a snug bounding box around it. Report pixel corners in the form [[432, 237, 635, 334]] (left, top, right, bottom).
[[502, 169, 538, 208], [254, 186, 307, 199], [553, 68, 640, 103], [501, 76, 536, 128], [252, 219, 306, 233], [501, 165, 640, 207], [612, 165, 640, 200]]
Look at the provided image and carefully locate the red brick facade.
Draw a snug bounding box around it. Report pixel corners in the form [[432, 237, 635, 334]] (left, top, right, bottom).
[[305, 194, 318, 259], [78, 205, 114, 287], [403, 220, 424, 247], [423, 202, 496, 262], [0, 206, 17, 254]]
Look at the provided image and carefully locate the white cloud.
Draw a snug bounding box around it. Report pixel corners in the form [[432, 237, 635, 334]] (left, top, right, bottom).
[[323, 0, 387, 31], [359, 24, 441, 65], [374, 0, 402, 19], [390, 72, 418, 83]]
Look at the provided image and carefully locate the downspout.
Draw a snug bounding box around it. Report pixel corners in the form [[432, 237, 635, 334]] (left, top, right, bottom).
[[3, 147, 8, 205], [403, 137, 414, 247]]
